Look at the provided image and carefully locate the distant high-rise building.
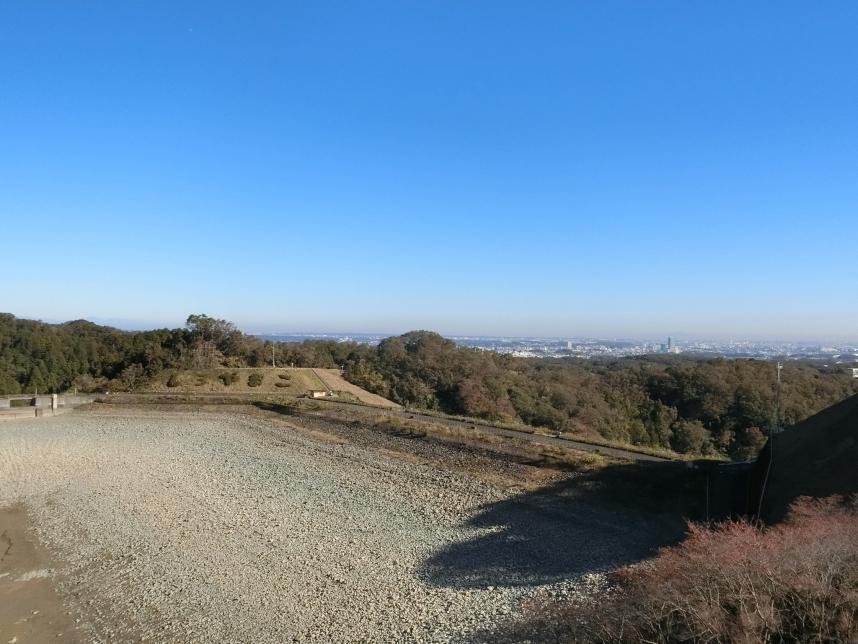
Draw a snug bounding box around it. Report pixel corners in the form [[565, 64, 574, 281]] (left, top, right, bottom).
[[566, 340, 573, 350], [668, 336, 672, 351]]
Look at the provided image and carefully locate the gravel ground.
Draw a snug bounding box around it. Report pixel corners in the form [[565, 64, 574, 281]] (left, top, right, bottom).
[[0, 407, 667, 642]]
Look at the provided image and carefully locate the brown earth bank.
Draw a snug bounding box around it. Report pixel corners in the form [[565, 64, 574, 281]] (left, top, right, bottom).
[[311, 368, 401, 408], [0, 406, 689, 642]]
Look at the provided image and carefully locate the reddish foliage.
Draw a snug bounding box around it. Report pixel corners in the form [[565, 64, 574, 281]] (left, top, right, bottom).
[[569, 495, 858, 643]]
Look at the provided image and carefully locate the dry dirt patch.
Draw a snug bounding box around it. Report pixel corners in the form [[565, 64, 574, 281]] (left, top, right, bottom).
[[0, 505, 82, 642]]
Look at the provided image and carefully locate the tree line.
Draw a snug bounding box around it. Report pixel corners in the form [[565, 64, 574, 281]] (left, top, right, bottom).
[[342, 331, 858, 459], [0, 313, 354, 395], [1, 314, 855, 459]]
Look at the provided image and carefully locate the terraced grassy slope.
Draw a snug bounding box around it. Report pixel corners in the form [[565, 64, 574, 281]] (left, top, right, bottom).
[[146, 368, 327, 395], [143, 367, 399, 408]]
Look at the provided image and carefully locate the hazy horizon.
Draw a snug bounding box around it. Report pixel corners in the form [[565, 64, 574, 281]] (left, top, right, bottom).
[[2, 3, 856, 340], [8, 312, 854, 345]]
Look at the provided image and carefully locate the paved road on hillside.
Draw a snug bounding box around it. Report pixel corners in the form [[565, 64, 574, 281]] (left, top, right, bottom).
[[317, 399, 673, 463]]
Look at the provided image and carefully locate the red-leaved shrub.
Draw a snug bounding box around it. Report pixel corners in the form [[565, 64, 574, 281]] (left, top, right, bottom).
[[569, 495, 858, 643]]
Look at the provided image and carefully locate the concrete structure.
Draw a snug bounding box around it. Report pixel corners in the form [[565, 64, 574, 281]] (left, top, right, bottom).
[[0, 394, 95, 421], [308, 390, 328, 399]]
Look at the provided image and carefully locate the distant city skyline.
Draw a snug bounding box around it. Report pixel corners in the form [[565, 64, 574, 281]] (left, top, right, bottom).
[[14, 312, 858, 345], [2, 3, 857, 339]]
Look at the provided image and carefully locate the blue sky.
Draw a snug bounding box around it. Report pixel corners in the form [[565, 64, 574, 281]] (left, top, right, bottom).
[[1, 2, 856, 340]]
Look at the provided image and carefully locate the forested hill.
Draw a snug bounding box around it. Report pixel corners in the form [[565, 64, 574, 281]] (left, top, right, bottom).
[[1, 314, 855, 460], [0, 313, 357, 395], [345, 332, 858, 459]]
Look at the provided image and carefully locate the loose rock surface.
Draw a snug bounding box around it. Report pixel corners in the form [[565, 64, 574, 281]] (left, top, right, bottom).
[[0, 407, 664, 642]]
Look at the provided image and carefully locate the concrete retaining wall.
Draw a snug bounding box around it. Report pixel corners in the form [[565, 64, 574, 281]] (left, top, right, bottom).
[[0, 394, 94, 408], [0, 407, 77, 421], [0, 395, 95, 422]]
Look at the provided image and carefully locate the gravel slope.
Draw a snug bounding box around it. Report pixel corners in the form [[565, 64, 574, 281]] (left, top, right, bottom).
[[0, 408, 663, 642]]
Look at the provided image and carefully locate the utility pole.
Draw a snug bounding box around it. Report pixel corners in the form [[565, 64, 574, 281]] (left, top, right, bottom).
[[271, 344, 276, 369], [775, 361, 783, 432], [757, 361, 783, 519]]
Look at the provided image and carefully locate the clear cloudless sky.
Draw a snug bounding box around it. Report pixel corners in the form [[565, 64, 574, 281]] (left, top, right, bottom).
[[1, 2, 856, 340]]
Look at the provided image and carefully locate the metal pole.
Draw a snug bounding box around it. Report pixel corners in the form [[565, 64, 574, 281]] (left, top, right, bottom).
[[756, 361, 782, 519], [775, 362, 782, 430]]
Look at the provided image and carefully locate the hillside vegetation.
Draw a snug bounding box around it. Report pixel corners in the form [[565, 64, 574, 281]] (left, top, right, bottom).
[[346, 331, 857, 460], [1, 313, 855, 459], [526, 495, 858, 643]]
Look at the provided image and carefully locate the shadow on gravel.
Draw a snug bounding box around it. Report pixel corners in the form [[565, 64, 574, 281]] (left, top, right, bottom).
[[421, 461, 697, 590], [253, 401, 298, 415], [255, 400, 701, 590]]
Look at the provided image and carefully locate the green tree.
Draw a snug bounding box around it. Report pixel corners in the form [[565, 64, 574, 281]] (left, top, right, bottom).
[[120, 364, 144, 391], [670, 419, 712, 454]]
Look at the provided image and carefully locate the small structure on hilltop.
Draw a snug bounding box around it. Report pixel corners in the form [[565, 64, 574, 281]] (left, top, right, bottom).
[[308, 390, 333, 399]]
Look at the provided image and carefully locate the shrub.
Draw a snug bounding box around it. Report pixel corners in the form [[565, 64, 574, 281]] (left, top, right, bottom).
[[74, 373, 109, 393], [278, 373, 291, 380], [567, 495, 858, 643], [119, 364, 144, 391], [730, 425, 768, 461], [670, 418, 713, 454], [166, 373, 181, 388], [274, 381, 290, 388], [247, 372, 264, 387], [218, 371, 239, 386]]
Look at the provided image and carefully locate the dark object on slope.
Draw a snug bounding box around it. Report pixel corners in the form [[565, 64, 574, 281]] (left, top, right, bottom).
[[752, 392, 858, 523]]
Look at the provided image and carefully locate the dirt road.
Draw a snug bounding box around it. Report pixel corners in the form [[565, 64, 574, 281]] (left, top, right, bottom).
[[313, 368, 401, 408], [0, 407, 670, 642], [317, 399, 673, 462]]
